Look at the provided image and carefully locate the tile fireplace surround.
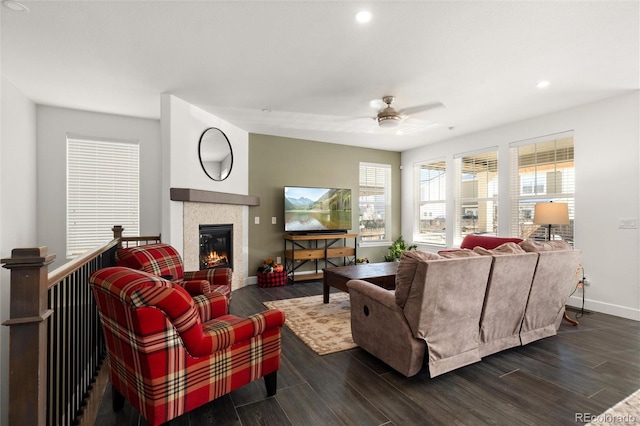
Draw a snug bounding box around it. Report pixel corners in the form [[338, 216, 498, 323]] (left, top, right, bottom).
[[173, 188, 260, 291]]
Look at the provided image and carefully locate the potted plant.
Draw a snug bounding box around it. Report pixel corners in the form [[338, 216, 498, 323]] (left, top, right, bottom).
[[384, 236, 417, 262]]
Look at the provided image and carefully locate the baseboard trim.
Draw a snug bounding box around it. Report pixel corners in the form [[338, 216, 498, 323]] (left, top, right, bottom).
[[566, 295, 640, 321]]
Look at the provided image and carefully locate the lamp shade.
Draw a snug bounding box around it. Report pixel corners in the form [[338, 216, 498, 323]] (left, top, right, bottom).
[[533, 202, 569, 225]]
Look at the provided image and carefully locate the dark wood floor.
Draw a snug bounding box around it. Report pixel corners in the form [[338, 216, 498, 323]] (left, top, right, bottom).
[[94, 281, 640, 426]]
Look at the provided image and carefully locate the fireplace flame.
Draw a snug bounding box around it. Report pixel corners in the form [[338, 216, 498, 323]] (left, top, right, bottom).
[[202, 250, 229, 268]]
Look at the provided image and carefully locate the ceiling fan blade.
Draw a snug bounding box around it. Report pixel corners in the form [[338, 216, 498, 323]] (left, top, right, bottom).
[[333, 115, 375, 123], [398, 102, 445, 116]]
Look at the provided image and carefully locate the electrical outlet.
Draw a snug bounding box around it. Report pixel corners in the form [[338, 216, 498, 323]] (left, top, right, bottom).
[[272, 217, 277, 225], [582, 276, 590, 286], [276, 256, 281, 264]]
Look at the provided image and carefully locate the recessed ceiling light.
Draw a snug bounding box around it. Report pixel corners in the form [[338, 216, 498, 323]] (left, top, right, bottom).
[[355, 11, 372, 24], [2, 0, 29, 12], [536, 80, 550, 89]]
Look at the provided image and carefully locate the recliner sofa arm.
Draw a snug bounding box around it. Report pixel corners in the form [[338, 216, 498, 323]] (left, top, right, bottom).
[[348, 279, 397, 308], [347, 279, 426, 377]]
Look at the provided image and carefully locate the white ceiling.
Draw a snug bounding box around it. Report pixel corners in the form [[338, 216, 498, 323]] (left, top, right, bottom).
[[2, 1, 638, 152]]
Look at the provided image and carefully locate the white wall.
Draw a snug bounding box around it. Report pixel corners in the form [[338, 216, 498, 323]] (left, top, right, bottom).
[[161, 94, 250, 283], [0, 77, 38, 426], [402, 91, 640, 320], [36, 106, 162, 269]]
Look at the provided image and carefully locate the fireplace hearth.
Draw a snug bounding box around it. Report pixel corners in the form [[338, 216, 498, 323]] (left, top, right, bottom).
[[199, 224, 233, 270]]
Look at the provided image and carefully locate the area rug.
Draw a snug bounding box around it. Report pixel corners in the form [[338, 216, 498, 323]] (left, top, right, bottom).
[[263, 293, 357, 356], [586, 388, 640, 425]]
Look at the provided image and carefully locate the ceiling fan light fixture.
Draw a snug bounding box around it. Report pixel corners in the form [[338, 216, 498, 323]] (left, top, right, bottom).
[[378, 115, 401, 127]]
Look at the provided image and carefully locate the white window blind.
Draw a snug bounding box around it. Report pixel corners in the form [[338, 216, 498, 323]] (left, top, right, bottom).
[[509, 134, 574, 242], [359, 162, 391, 244], [67, 135, 140, 258], [454, 149, 498, 244], [414, 159, 446, 246]]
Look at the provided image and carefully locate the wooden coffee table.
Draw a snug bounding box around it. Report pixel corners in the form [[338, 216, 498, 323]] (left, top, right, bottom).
[[322, 262, 398, 303]]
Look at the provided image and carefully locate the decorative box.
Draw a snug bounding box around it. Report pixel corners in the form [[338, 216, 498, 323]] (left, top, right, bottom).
[[257, 270, 288, 287]]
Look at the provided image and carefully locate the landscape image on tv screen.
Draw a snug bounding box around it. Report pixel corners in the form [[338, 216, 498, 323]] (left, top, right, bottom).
[[284, 186, 351, 232]]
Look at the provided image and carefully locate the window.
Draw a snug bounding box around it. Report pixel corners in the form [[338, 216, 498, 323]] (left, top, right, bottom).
[[414, 159, 446, 246], [455, 149, 498, 244], [67, 134, 140, 258], [359, 162, 391, 245], [510, 134, 574, 242]]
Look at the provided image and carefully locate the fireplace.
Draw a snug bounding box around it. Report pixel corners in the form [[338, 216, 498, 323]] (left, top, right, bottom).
[[199, 224, 233, 270]]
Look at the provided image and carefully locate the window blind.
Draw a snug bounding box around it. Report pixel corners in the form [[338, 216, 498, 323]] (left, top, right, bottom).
[[509, 135, 574, 241], [67, 135, 140, 258], [454, 149, 498, 244], [359, 162, 391, 244], [414, 159, 446, 246]]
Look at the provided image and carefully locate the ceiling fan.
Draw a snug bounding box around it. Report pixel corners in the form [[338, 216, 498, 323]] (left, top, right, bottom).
[[374, 96, 444, 128]]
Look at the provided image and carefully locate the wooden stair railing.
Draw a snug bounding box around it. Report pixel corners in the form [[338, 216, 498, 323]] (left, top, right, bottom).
[[2, 239, 118, 426], [2, 227, 161, 426], [112, 225, 161, 247]]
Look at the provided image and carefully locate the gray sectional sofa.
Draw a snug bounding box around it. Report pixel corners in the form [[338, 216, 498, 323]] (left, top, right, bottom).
[[347, 237, 581, 378]]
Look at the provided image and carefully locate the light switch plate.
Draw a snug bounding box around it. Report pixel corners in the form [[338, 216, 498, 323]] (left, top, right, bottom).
[[272, 217, 277, 225], [618, 217, 638, 229], [254, 216, 260, 225]]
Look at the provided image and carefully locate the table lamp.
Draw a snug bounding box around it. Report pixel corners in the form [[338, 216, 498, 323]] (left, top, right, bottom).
[[533, 202, 569, 241]]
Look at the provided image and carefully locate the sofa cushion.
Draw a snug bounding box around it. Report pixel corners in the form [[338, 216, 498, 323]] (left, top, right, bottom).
[[519, 239, 571, 252], [473, 242, 526, 256], [460, 234, 523, 250], [395, 250, 441, 308], [438, 249, 481, 258]]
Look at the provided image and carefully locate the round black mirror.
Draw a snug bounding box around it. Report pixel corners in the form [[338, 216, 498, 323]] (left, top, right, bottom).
[[198, 127, 233, 181]]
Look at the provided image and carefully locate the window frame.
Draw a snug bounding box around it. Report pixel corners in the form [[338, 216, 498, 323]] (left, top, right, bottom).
[[66, 134, 140, 258], [414, 158, 447, 247], [509, 132, 575, 243], [454, 148, 499, 246], [358, 162, 392, 247]]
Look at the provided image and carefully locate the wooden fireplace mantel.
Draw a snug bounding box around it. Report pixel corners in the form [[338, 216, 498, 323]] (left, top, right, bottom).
[[170, 188, 260, 206]]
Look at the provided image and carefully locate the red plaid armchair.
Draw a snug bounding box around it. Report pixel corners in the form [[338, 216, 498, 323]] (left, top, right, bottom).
[[90, 266, 285, 426], [115, 243, 233, 301]]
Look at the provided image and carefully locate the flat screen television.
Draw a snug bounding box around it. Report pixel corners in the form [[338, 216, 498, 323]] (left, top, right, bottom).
[[284, 186, 352, 234]]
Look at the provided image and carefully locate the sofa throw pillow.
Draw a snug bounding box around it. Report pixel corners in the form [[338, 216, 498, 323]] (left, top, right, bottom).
[[519, 239, 571, 252], [395, 250, 441, 308], [473, 242, 526, 256], [437, 249, 480, 258], [460, 234, 523, 250]]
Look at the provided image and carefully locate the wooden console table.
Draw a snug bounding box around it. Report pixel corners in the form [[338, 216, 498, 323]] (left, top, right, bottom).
[[284, 233, 357, 282]]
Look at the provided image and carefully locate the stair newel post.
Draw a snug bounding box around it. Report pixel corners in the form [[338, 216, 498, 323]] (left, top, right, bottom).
[[2, 247, 55, 426], [112, 225, 124, 247]]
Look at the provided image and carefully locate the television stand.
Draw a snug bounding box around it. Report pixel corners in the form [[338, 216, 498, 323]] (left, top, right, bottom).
[[283, 233, 357, 282]]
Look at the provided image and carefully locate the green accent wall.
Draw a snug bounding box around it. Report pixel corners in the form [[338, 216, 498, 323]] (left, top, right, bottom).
[[248, 134, 401, 276]]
